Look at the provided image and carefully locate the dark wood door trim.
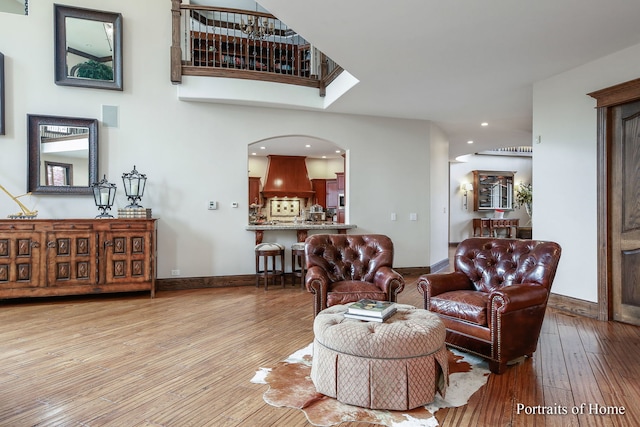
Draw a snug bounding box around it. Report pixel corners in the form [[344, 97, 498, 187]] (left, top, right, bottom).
[[588, 77, 640, 321]]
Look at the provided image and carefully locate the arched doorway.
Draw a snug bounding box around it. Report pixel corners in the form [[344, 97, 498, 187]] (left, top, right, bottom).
[[247, 135, 346, 224]]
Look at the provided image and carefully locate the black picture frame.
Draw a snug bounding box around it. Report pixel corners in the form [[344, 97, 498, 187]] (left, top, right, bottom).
[[54, 4, 123, 91], [27, 114, 98, 195], [0, 52, 5, 135]]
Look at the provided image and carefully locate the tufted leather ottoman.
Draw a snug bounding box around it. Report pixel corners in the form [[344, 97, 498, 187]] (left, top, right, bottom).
[[311, 304, 449, 410]]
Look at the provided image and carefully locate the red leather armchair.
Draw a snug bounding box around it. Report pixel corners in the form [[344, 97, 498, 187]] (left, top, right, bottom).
[[305, 234, 405, 316], [417, 238, 561, 374]]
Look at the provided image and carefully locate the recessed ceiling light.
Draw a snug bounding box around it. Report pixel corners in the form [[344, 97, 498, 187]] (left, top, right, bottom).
[[335, 150, 341, 153], [467, 140, 474, 144], [305, 144, 311, 148], [260, 146, 266, 150], [322, 156, 327, 159], [481, 122, 488, 127], [251, 152, 257, 156]]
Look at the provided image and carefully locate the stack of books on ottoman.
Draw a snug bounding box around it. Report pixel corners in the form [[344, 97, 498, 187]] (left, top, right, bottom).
[[344, 299, 397, 322]]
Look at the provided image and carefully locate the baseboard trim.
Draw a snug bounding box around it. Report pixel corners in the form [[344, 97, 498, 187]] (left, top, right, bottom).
[[429, 258, 450, 274], [548, 293, 599, 319], [157, 274, 257, 291], [394, 267, 430, 276], [158, 266, 439, 291]]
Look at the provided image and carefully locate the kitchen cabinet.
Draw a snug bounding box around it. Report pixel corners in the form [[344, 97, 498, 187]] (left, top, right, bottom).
[[336, 172, 345, 223], [472, 170, 514, 211], [326, 179, 338, 208], [336, 172, 345, 191], [249, 177, 262, 206], [0, 219, 156, 300], [311, 179, 327, 208]]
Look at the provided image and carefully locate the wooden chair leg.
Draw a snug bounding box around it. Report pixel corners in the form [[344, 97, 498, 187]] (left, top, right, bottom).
[[489, 360, 507, 374]]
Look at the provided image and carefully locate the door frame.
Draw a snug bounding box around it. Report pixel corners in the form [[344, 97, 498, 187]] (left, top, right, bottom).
[[588, 77, 640, 321]]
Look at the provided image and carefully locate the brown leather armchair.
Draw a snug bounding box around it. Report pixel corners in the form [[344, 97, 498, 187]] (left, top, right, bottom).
[[417, 238, 561, 374], [305, 234, 405, 316]]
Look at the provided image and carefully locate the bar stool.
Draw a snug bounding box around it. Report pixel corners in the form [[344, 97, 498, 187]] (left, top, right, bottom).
[[291, 242, 306, 288], [255, 242, 285, 290]]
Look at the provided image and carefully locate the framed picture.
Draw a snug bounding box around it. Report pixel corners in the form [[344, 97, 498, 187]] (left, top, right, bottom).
[[0, 52, 4, 135]]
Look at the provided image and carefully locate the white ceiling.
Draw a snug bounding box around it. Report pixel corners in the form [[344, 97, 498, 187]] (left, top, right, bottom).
[[203, 0, 640, 159]]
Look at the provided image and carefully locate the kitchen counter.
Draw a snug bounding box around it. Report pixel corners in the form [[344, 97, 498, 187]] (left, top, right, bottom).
[[246, 222, 357, 244]]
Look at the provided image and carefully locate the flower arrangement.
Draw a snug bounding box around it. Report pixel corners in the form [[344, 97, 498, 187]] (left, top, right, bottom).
[[514, 182, 532, 218]]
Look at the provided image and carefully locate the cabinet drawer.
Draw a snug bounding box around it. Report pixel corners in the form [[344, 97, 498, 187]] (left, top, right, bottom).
[[109, 222, 149, 230], [0, 223, 36, 231], [52, 223, 94, 230]]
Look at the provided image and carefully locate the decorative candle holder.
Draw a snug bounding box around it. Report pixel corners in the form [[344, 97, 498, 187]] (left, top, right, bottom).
[[91, 175, 117, 218], [122, 165, 147, 208]]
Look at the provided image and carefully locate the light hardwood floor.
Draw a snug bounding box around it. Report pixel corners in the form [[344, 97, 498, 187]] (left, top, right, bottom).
[[0, 274, 638, 426]]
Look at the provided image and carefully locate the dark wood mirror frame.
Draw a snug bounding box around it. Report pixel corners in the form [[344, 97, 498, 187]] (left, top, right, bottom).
[[54, 4, 123, 91], [0, 52, 5, 135], [28, 114, 98, 195]]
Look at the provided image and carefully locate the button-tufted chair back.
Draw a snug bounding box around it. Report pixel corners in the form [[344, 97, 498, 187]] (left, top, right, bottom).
[[305, 234, 405, 316], [454, 238, 561, 294], [417, 237, 561, 374], [305, 234, 394, 283]]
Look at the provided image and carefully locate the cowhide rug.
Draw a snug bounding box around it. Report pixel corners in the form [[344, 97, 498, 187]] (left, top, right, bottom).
[[251, 343, 490, 427]]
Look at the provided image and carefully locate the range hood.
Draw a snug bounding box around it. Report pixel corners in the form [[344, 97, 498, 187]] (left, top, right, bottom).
[[262, 155, 315, 199]]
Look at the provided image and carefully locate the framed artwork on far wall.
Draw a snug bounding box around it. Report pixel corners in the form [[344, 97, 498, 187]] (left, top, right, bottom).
[[0, 52, 4, 135]]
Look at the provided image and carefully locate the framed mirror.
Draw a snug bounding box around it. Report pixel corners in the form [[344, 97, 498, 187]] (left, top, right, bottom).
[[28, 114, 98, 195], [0, 52, 4, 135], [54, 4, 123, 91]]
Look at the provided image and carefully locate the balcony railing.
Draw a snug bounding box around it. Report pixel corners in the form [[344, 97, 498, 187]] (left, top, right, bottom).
[[170, 1, 342, 96]]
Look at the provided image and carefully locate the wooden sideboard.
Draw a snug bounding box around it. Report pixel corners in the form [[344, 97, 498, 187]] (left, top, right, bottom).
[[472, 218, 519, 238], [0, 219, 157, 300]]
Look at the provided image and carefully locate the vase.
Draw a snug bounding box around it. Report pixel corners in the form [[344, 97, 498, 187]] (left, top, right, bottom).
[[525, 203, 532, 225]]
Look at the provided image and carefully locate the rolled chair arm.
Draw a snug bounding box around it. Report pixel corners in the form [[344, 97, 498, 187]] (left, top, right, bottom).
[[373, 266, 405, 301], [489, 283, 549, 313], [306, 265, 330, 315], [417, 271, 473, 296], [417, 271, 473, 310]]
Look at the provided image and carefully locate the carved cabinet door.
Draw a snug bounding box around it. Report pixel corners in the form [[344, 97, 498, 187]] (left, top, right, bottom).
[[0, 231, 42, 289], [102, 230, 151, 285], [45, 231, 98, 287]]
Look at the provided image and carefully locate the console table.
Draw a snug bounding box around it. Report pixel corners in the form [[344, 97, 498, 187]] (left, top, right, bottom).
[[472, 218, 519, 238], [0, 219, 157, 300]]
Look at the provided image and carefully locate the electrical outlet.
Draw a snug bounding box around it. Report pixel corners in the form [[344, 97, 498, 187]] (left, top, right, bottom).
[[391, 212, 397, 221], [171, 269, 180, 276], [208, 201, 217, 210], [409, 213, 418, 221], [231, 202, 239, 208]]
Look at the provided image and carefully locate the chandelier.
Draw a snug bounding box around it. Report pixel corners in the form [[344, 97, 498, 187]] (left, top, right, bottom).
[[241, 15, 274, 39]]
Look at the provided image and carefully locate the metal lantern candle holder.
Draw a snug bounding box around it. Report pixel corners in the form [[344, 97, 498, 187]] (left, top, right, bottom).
[[122, 165, 147, 208], [91, 175, 117, 218]]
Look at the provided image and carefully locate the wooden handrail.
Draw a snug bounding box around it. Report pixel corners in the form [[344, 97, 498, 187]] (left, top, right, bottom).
[[169, 0, 342, 95]]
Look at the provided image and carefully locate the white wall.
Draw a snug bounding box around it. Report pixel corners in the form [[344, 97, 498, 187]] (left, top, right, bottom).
[[450, 155, 532, 243], [0, 0, 446, 278], [533, 42, 640, 303], [429, 124, 450, 267]]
